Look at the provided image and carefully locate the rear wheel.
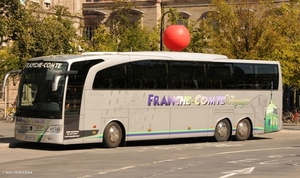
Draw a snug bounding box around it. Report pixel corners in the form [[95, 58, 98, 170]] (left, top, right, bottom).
[[103, 122, 123, 148], [214, 119, 231, 142], [235, 119, 251, 141]]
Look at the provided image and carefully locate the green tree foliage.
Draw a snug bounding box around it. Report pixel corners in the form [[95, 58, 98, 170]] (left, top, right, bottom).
[[0, 0, 25, 46], [199, 0, 275, 59], [118, 23, 159, 51], [90, 0, 159, 52], [265, 1, 300, 88], [0, 48, 19, 80], [1, 1, 79, 71], [90, 25, 117, 51], [186, 21, 208, 53], [199, 0, 300, 88], [50, 5, 79, 54], [0, 7, 9, 46]]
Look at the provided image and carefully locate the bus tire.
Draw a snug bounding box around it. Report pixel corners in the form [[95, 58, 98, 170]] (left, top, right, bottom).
[[214, 119, 231, 142], [103, 122, 122, 148], [235, 119, 251, 141]]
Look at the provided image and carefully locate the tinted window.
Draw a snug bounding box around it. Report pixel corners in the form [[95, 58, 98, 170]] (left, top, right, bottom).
[[254, 64, 279, 90], [170, 61, 206, 89], [208, 63, 234, 89], [234, 64, 255, 89], [92, 60, 279, 90], [93, 63, 127, 89], [129, 60, 168, 89]]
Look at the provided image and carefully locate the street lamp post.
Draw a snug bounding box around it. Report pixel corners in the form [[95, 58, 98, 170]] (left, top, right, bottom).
[[160, 10, 178, 51]]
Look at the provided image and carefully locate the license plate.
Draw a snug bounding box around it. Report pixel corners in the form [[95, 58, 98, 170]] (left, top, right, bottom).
[[24, 135, 36, 141]]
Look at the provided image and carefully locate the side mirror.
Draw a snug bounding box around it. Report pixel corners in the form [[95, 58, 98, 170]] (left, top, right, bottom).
[[52, 70, 78, 91]]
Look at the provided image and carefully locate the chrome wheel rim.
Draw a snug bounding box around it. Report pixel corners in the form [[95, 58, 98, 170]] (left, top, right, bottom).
[[217, 121, 228, 138], [108, 126, 120, 143], [237, 121, 248, 137]]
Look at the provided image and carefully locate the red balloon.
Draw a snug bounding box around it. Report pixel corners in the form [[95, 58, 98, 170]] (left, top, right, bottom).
[[163, 25, 190, 51]]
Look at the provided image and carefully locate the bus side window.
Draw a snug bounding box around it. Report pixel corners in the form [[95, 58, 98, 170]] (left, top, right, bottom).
[[66, 87, 81, 111], [131, 79, 143, 88], [128, 60, 167, 89], [254, 64, 278, 90], [103, 78, 113, 88], [144, 79, 157, 89], [92, 63, 127, 90], [208, 78, 221, 89], [92, 73, 103, 89], [114, 78, 127, 89], [172, 78, 184, 89]]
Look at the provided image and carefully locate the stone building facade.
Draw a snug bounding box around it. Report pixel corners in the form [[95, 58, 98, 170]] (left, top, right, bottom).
[[82, 0, 214, 39], [17, 0, 291, 44], [24, 0, 84, 14], [82, 0, 289, 40]]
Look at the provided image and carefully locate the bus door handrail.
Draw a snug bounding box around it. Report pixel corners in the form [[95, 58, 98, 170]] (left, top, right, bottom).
[[2, 70, 22, 92]]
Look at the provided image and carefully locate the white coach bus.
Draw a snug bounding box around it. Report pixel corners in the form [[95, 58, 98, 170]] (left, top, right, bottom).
[[2, 52, 282, 148]]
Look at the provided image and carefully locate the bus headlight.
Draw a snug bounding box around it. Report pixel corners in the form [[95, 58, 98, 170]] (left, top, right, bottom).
[[47, 126, 62, 133]]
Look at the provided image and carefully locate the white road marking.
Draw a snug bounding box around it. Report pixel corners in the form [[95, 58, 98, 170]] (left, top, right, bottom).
[[259, 160, 292, 165], [220, 167, 255, 178], [217, 147, 293, 155], [77, 166, 136, 178], [228, 159, 261, 163], [215, 144, 243, 147], [153, 159, 174, 163], [268, 154, 296, 158]]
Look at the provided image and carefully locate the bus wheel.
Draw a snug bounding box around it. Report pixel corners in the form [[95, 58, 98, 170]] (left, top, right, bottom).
[[214, 119, 231, 142], [235, 119, 251, 141], [103, 122, 122, 148]]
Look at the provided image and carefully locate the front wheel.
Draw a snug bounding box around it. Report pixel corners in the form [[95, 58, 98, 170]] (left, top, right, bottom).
[[214, 119, 231, 142], [103, 122, 123, 148], [235, 119, 251, 141]]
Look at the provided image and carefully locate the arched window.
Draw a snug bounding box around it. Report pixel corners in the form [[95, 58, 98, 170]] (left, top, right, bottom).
[[83, 10, 107, 40], [178, 11, 191, 26], [85, 26, 94, 40], [108, 9, 144, 31], [199, 11, 219, 30]]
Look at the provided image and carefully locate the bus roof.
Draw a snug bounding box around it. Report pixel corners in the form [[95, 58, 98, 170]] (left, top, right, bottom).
[[26, 51, 279, 64], [82, 51, 229, 61], [26, 51, 228, 63]]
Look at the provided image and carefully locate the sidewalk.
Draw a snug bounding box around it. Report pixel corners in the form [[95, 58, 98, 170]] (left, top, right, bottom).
[[0, 118, 18, 149], [280, 122, 300, 133], [1, 118, 300, 149]]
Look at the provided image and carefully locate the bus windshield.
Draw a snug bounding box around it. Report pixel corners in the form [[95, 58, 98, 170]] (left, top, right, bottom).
[[17, 62, 68, 119]]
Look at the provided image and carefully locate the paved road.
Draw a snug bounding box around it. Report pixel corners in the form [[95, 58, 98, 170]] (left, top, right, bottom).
[[0, 125, 300, 178], [1, 119, 300, 178], [1, 118, 300, 149]]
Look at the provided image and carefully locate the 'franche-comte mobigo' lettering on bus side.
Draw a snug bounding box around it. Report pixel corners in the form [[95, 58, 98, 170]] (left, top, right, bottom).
[[148, 94, 251, 108]]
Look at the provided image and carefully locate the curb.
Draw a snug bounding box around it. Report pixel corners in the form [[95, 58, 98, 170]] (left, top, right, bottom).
[[279, 129, 300, 133]]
